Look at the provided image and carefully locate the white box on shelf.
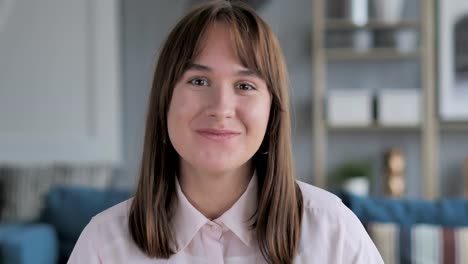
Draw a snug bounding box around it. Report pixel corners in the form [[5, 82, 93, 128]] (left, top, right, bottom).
[[378, 89, 421, 126], [327, 89, 373, 127]]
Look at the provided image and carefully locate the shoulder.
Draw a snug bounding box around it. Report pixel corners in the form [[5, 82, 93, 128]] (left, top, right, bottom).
[[69, 198, 136, 262], [91, 197, 133, 226], [295, 181, 384, 263], [295, 180, 352, 234], [80, 198, 134, 243], [295, 180, 350, 238], [296, 180, 342, 211], [296, 180, 361, 229]]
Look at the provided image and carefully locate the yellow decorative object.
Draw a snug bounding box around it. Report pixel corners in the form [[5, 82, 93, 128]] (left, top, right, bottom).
[[384, 149, 405, 197]]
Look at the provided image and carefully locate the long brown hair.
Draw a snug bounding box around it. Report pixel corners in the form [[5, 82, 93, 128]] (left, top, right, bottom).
[[128, 1, 303, 263]]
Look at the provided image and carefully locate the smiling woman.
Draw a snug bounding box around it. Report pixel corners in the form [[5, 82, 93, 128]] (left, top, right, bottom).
[[168, 22, 272, 184], [68, 1, 383, 263]]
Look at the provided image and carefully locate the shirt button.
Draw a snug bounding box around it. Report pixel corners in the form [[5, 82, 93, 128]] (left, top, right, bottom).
[[211, 225, 221, 232], [207, 224, 223, 239]]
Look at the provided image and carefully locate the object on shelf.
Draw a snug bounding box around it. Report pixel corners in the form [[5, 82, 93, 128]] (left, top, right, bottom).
[[396, 28, 419, 53], [326, 29, 373, 51], [373, 0, 405, 24], [326, 47, 419, 60], [326, 19, 420, 30], [438, 0, 468, 121], [327, 89, 373, 127], [384, 148, 406, 197], [464, 157, 468, 197], [352, 29, 373, 52], [347, 0, 369, 26], [373, 29, 395, 48], [326, 0, 346, 18], [331, 160, 372, 196], [377, 89, 421, 126]]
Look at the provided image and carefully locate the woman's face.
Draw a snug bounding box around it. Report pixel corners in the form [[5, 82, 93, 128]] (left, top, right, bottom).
[[167, 22, 272, 175]]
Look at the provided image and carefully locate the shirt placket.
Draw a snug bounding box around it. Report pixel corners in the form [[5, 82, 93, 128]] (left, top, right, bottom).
[[203, 221, 225, 263]]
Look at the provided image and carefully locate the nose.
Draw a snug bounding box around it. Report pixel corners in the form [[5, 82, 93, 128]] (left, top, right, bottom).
[[205, 83, 235, 119]]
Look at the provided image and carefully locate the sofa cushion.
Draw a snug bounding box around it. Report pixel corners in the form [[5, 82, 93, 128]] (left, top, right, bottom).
[[367, 222, 468, 264], [339, 192, 468, 226], [0, 223, 58, 264], [39, 185, 130, 259]]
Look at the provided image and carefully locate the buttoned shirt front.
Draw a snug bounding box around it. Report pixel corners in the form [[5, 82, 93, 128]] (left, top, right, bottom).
[[68, 174, 384, 263]]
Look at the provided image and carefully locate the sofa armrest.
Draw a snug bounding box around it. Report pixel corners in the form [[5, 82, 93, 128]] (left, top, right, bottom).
[[337, 191, 468, 226], [0, 223, 58, 264]]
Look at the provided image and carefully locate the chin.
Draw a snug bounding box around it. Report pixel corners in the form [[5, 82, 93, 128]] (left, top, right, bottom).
[[198, 162, 238, 173], [193, 158, 246, 174]]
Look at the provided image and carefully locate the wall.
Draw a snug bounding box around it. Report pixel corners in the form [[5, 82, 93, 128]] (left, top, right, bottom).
[[114, 0, 186, 187]]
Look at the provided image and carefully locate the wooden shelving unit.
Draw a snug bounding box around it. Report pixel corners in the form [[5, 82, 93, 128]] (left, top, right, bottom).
[[326, 19, 420, 30], [328, 125, 421, 133], [311, 0, 438, 198]]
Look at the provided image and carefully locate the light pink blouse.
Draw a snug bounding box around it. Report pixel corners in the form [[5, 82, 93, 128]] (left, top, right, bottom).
[[68, 175, 383, 263]]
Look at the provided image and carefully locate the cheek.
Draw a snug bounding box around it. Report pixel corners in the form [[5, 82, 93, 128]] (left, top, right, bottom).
[[168, 88, 199, 124], [168, 89, 192, 143], [243, 98, 271, 135]]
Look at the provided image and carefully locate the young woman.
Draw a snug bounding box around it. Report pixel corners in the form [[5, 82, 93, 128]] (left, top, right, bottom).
[[69, 1, 383, 263]]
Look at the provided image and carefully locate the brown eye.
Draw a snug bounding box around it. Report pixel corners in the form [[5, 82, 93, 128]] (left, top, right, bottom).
[[189, 78, 209, 86], [237, 82, 256, 91]]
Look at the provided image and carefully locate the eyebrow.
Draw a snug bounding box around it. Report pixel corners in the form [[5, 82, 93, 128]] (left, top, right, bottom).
[[186, 63, 261, 78]]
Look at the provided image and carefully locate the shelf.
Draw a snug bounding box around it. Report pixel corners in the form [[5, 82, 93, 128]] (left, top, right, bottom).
[[440, 122, 468, 131], [326, 19, 420, 30], [312, 0, 439, 197], [326, 48, 420, 60], [328, 124, 468, 132], [328, 124, 421, 132], [328, 123, 468, 132]]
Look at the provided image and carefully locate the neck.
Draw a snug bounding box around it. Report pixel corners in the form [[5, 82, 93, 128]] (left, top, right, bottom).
[[178, 162, 253, 220]]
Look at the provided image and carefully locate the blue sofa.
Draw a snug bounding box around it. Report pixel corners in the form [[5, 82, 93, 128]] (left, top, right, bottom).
[[0, 223, 57, 264], [0, 186, 130, 264], [337, 191, 468, 226], [337, 192, 468, 264]]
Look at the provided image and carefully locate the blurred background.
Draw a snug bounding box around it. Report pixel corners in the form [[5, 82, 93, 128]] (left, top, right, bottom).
[[0, 0, 468, 263]]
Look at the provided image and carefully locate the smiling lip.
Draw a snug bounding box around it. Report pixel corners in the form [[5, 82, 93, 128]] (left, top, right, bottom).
[[196, 128, 241, 141]]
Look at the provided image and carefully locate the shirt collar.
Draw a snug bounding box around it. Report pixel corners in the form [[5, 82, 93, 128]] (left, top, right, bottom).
[[217, 173, 257, 247], [171, 172, 258, 252], [172, 176, 209, 252]]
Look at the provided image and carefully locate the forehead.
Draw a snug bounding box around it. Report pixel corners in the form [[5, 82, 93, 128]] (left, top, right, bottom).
[[195, 23, 236, 60], [197, 22, 234, 55], [189, 24, 266, 80], [191, 22, 260, 74]]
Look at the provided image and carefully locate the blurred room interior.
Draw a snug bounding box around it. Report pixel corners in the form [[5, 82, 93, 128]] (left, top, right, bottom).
[[0, 0, 467, 263]]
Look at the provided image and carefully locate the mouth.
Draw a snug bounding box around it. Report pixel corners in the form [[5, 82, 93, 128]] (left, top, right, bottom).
[[195, 128, 241, 142]]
